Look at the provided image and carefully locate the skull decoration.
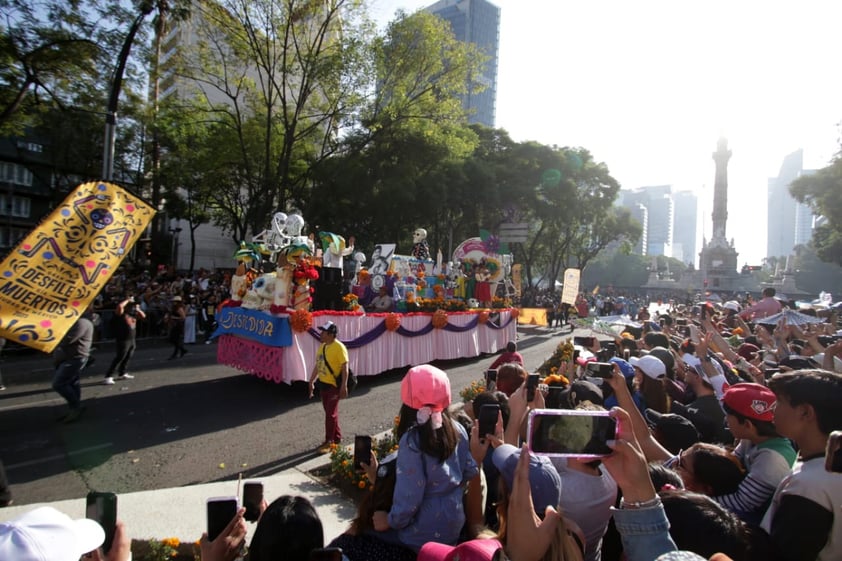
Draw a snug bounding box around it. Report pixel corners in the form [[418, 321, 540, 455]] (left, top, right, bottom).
[[413, 228, 427, 244], [90, 208, 114, 230], [284, 214, 305, 237], [467, 298, 480, 308]]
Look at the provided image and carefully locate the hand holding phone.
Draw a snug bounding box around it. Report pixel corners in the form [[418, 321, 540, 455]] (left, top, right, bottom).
[[526, 373, 540, 402], [485, 369, 497, 386], [527, 409, 617, 457], [207, 496, 239, 541], [86, 492, 117, 553], [354, 435, 372, 472], [242, 481, 264, 523], [586, 362, 614, 379], [478, 404, 500, 440]]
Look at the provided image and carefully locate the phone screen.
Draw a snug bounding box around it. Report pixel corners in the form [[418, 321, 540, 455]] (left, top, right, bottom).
[[573, 336, 595, 348], [478, 404, 500, 439], [86, 492, 117, 552], [310, 548, 344, 561], [528, 410, 617, 457], [242, 482, 263, 523], [526, 373, 539, 402], [485, 369, 497, 384], [207, 497, 238, 541], [354, 435, 372, 472], [826, 431, 842, 473], [586, 362, 614, 378]]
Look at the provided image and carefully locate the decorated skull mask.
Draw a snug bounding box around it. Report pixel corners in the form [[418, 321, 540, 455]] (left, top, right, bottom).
[[467, 298, 480, 308], [91, 208, 114, 230], [413, 228, 427, 244]]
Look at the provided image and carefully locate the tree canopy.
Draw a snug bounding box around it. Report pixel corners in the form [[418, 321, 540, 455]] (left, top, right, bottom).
[[790, 150, 842, 266]]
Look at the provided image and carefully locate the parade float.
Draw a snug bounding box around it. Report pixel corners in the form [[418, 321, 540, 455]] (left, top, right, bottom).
[[212, 215, 517, 384]]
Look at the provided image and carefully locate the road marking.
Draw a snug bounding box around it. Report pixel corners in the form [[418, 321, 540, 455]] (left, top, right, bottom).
[[6, 443, 114, 470]]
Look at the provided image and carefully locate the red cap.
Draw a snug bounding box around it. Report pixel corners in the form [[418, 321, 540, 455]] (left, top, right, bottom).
[[722, 383, 776, 422]]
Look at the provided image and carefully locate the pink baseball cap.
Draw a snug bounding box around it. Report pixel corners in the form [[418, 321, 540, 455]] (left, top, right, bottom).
[[401, 364, 451, 412], [418, 538, 503, 561]]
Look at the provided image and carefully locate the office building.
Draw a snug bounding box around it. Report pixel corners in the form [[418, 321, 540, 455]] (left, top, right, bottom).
[[672, 190, 698, 266], [767, 149, 815, 259], [617, 185, 674, 258], [425, 0, 500, 127]]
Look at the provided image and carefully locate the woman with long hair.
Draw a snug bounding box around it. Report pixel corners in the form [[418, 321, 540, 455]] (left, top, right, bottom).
[[371, 364, 478, 552]]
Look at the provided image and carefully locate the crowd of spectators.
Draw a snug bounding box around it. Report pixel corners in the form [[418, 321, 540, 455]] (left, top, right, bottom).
[[3, 289, 842, 561], [91, 267, 232, 342]]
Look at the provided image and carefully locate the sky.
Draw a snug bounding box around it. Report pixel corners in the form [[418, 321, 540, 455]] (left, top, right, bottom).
[[368, 0, 842, 266]]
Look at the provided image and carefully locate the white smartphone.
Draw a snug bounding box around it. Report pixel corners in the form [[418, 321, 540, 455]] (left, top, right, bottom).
[[527, 408, 617, 458]]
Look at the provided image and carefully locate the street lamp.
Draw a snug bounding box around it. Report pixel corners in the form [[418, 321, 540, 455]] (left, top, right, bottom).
[[169, 226, 182, 270], [102, 1, 155, 181]]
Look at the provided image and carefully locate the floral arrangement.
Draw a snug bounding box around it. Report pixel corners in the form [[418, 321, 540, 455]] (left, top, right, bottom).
[[491, 296, 512, 309], [536, 338, 576, 378], [385, 313, 401, 331], [343, 293, 361, 311], [290, 309, 313, 333], [459, 379, 486, 403], [431, 309, 448, 329], [133, 537, 197, 561], [293, 256, 320, 287]]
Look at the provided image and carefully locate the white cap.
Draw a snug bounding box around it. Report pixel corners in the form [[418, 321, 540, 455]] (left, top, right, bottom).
[[0, 506, 105, 561], [630, 355, 666, 379]]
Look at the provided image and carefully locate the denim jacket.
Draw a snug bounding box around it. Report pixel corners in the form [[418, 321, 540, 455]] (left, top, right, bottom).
[[611, 503, 678, 561]]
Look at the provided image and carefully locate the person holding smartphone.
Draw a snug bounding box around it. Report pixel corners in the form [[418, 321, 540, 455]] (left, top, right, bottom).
[[308, 321, 349, 454], [0, 505, 132, 561], [103, 295, 145, 385]]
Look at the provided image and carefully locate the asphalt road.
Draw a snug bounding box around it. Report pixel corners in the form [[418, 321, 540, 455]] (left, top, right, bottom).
[[0, 324, 583, 506]]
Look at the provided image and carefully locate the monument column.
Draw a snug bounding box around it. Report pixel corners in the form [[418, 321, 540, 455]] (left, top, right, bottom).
[[711, 137, 731, 245]]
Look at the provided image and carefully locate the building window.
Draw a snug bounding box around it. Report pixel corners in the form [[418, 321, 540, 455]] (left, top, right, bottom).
[[0, 162, 34, 186], [0, 227, 29, 248], [0, 194, 31, 217]]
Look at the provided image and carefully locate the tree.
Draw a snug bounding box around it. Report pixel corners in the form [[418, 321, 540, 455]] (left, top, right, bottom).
[[169, 0, 373, 241], [790, 150, 842, 265]]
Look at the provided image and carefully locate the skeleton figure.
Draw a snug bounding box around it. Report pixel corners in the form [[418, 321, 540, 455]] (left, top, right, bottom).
[[411, 228, 430, 260]]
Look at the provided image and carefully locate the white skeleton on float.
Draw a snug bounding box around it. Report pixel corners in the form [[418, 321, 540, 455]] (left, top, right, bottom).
[[234, 212, 314, 313]]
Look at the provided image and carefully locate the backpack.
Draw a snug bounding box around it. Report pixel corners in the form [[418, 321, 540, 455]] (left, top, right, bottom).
[[323, 346, 358, 396]]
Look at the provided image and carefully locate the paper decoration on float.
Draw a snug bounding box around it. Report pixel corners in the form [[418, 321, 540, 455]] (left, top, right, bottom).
[[0, 181, 155, 352]]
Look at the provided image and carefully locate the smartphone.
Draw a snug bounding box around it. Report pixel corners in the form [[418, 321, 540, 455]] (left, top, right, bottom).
[[310, 548, 344, 561], [676, 318, 688, 326], [826, 431, 842, 473], [763, 367, 781, 379], [680, 325, 691, 337], [573, 336, 595, 348], [586, 361, 614, 378], [354, 435, 372, 472], [86, 492, 117, 552], [526, 373, 540, 402], [207, 496, 239, 541], [527, 409, 617, 457], [242, 481, 264, 523], [485, 369, 497, 384], [478, 403, 500, 439], [622, 348, 631, 360]]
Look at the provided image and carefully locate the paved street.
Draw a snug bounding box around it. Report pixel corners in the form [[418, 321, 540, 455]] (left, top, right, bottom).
[[0, 323, 582, 506]]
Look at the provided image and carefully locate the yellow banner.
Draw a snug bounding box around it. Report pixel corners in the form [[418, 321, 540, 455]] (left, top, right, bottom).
[[0, 182, 155, 352], [517, 307, 549, 326]]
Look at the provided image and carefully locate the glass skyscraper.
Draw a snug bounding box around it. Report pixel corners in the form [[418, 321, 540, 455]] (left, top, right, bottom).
[[425, 0, 501, 127]]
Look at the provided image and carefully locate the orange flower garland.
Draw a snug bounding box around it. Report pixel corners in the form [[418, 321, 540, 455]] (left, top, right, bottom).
[[385, 313, 401, 332], [478, 310, 490, 324], [432, 309, 448, 329], [290, 309, 313, 333]]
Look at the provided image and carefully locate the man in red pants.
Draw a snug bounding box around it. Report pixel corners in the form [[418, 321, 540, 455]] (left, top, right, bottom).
[[308, 321, 349, 454]]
